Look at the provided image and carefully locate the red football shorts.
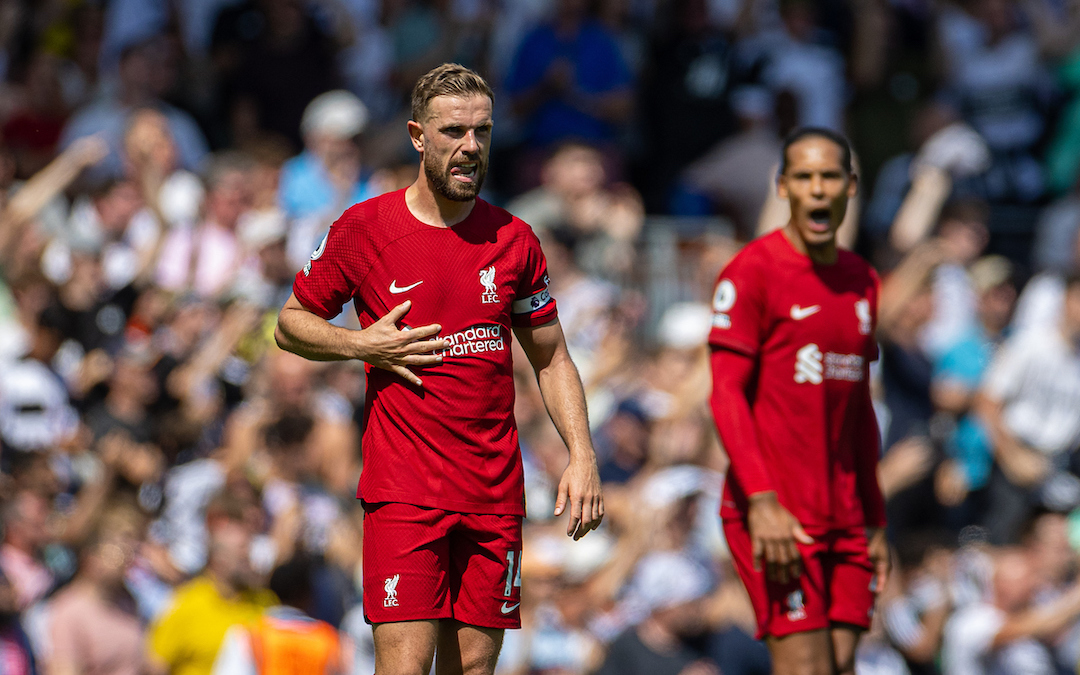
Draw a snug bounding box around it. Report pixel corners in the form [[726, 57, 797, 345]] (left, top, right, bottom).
[[723, 519, 875, 639], [362, 502, 523, 629]]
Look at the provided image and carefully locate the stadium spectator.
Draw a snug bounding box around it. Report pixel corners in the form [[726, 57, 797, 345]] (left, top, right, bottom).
[[279, 90, 373, 223], [680, 87, 782, 238], [943, 547, 1080, 674], [735, 0, 847, 132], [0, 303, 78, 455], [931, 256, 1016, 529], [638, 0, 738, 213], [225, 0, 346, 150], [976, 271, 1080, 543], [2, 50, 71, 179], [1022, 511, 1080, 672], [0, 570, 36, 674], [213, 554, 349, 675], [507, 143, 643, 279], [155, 152, 253, 298], [881, 531, 953, 675], [59, 38, 209, 180], [596, 551, 718, 675], [0, 490, 54, 610], [504, 0, 634, 155], [45, 518, 147, 675], [148, 492, 276, 675], [937, 0, 1052, 208]]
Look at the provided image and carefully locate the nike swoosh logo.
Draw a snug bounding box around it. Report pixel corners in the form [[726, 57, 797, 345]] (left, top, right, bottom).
[[389, 280, 423, 294], [790, 305, 821, 320], [500, 602, 520, 614]]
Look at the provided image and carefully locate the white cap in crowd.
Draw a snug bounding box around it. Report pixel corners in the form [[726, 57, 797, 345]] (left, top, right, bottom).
[[657, 302, 712, 350], [301, 90, 370, 139], [625, 551, 715, 614], [238, 209, 288, 251]]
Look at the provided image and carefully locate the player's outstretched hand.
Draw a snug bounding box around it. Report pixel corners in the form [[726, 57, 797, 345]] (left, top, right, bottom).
[[747, 491, 814, 584], [359, 300, 448, 387], [867, 527, 890, 595], [555, 456, 604, 541]]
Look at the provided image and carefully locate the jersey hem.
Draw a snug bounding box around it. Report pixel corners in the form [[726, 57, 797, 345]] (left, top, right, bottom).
[[757, 617, 830, 641], [358, 490, 526, 516]]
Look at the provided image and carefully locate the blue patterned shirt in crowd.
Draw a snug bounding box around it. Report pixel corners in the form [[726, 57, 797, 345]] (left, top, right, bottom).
[[278, 151, 376, 221], [934, 326, 1000, 490]]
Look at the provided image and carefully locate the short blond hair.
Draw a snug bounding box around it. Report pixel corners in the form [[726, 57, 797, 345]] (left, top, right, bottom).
[[411, 63, 494, 123]]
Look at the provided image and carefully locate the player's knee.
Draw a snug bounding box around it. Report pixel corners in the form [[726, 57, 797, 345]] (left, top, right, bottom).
[[460, 659, 497, 675], [771, 650, 833, 675], [457, 641, 499, 675]]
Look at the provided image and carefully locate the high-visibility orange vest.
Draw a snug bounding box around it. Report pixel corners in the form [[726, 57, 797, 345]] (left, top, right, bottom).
[[249, 614, 341, 675]]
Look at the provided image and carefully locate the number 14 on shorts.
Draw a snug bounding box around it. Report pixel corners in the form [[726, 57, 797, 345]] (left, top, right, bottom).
[[503, 550, 522, 598]]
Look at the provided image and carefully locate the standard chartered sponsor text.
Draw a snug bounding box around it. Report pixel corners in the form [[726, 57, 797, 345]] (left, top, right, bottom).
[[823, 352, 864, 382], [436, 324, 506, 357]]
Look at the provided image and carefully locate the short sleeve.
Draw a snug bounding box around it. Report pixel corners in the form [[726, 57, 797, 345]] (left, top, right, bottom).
[[511, 230, 558, 328], [292, 215, 362, 320], [708, 253, 766, 356]]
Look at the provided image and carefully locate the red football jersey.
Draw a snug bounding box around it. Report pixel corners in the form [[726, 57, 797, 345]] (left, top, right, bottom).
[[292, 190, 557, 515], [709, 230, 885, 529]]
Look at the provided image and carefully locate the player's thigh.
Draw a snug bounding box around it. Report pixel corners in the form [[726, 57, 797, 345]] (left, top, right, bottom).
[[372, 620, 439, 675], [447, 514, 522, 630], [435, 619, 504, 675], [824, 528, 875, 631], [722, 518, 828, 640], [449, 513, 523, 629], [764, 628, 834, 675], [829, 623, 862, 675], [363, 502, 455, 623]]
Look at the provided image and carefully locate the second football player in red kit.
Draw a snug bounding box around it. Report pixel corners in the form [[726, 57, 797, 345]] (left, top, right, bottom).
[[709, 128, 889, 675]]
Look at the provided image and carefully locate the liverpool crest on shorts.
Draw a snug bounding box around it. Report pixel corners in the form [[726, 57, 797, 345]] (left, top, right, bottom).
[[383, 574, 400, 607]]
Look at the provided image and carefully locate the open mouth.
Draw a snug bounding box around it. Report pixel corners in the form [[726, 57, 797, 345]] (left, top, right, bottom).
[[450, 162, 478, 182], [807, 208, 832, 232]]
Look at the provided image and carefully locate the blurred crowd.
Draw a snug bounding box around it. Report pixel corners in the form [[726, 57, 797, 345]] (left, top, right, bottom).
[[3, 0, 1080, 674]]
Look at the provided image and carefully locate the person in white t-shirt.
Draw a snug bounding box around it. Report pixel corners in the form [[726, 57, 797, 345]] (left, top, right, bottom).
[[943, 548, 1080, 675], [976, 271, 1080, 543], [155, 152, 252, 298]]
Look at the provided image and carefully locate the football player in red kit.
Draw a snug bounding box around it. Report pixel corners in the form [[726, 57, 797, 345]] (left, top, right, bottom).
[[709, 128, 889, 675], [275, 64, 603, 675]]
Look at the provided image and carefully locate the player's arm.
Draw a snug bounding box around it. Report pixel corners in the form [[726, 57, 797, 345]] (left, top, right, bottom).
[[514, 318, 603, 540], [710, 347, 813, 583], [974, 391, 1049, 487], [974, 343, 1050, 488], [275, 294, 448, 387], [992, 580, 1080, 648]]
